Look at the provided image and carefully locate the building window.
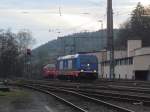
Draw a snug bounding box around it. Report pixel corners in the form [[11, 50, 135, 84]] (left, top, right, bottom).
[[101, 57, 133, 67], [124, 59, 128, 65], [129, 58, 133, 65]]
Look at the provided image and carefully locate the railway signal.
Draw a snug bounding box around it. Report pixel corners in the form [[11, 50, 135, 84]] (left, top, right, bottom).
[[27, 49, 31, 56], [25, 48, 32, 79]]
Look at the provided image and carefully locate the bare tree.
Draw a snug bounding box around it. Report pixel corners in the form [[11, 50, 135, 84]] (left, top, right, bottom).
[[17, 29, 36, 53], [0, 29, 36, 78]]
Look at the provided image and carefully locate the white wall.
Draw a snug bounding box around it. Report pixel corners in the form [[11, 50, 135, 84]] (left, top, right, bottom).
[[102, 66, 110, 79], [107, 50, 127, 60], [134, 55, 150, 70], [101, 54, 150, 80], [128, 40, 142, 57], [102, 65, 134, 79], [115, 65, 134, 79], [135, 47, 150, 56]]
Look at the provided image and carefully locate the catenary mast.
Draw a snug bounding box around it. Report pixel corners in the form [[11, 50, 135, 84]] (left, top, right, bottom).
[[107, 0, 115, 79]]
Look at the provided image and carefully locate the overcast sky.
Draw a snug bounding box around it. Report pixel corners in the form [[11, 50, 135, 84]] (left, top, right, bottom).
[[0, 0, 150, 48]]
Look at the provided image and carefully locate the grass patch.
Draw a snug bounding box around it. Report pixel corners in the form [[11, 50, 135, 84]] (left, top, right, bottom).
[[0, 89, 33, 111], [15, 80, 26, 85], [0, 89, 31, 104], [0, 90, 29, 97]]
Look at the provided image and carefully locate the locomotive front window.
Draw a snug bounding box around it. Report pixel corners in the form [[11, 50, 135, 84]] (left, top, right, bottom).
[[80, 56, 97, 64]]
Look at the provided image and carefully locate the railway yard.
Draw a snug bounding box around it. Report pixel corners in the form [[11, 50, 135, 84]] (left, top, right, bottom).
[[0, 79, 150, 112], [0, 0, 150, 112]]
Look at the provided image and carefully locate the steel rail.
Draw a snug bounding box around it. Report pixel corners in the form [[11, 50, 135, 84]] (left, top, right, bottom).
[[23, 79, 150, 94], [24, 79, 150, 85], [43, 83, 150, 94], [31, 84, 150, 106], [27, 84, 135, 112], [21, 85, 88, 112]]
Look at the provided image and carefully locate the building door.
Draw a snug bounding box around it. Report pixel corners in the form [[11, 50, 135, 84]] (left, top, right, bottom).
[[135, 71, 149, 81]]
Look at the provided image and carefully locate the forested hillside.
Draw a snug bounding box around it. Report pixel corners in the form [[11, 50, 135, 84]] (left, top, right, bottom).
[[32, 30, 118, 65]]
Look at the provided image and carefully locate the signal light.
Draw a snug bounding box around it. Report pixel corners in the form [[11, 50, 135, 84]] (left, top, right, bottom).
[[27, 49, 31, 55]]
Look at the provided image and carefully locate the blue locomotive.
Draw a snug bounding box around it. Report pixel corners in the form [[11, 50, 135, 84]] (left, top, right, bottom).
[[57, 54, 98, 80]]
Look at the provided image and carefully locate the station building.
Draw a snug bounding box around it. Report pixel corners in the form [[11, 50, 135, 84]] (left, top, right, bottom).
[[87, 40, 150, 81]]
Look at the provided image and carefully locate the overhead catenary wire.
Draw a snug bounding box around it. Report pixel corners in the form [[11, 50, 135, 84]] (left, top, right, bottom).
[[0, 0, 134, 34], [1, 10, 132, 33], [5, 13, 131, 34]]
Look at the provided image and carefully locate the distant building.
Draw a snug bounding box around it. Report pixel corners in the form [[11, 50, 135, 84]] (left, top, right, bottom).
[[87, 40, 150, 81]]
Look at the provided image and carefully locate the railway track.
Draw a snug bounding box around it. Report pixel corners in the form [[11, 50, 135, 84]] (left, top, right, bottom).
[[22, 85, 88, 112], [9, 79, 150, 111], [19, 84, 134, 112], [23, 79, 150, 89], [23, 79, 150, 87], [15, 80, 150, 104], [94, 80, 150, 88], [26, 79, 150, 96], [29, 83, 150, 106], [48, 83, 150, 94]]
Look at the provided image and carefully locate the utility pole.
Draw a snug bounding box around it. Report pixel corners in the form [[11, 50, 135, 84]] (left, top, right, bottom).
[[107, 0, 115, 79]]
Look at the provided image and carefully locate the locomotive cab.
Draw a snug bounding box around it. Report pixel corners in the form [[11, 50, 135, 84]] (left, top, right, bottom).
[[77, 55, 98, 79], [57, 54, 98, 80]]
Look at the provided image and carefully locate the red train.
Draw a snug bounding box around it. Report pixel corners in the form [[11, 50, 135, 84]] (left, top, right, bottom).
[[42, 64, 58, 79]]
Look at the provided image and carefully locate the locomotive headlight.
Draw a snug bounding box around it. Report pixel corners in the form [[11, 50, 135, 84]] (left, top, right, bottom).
[[94, 70, 97, 73], [81, 70, 84, 72]]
